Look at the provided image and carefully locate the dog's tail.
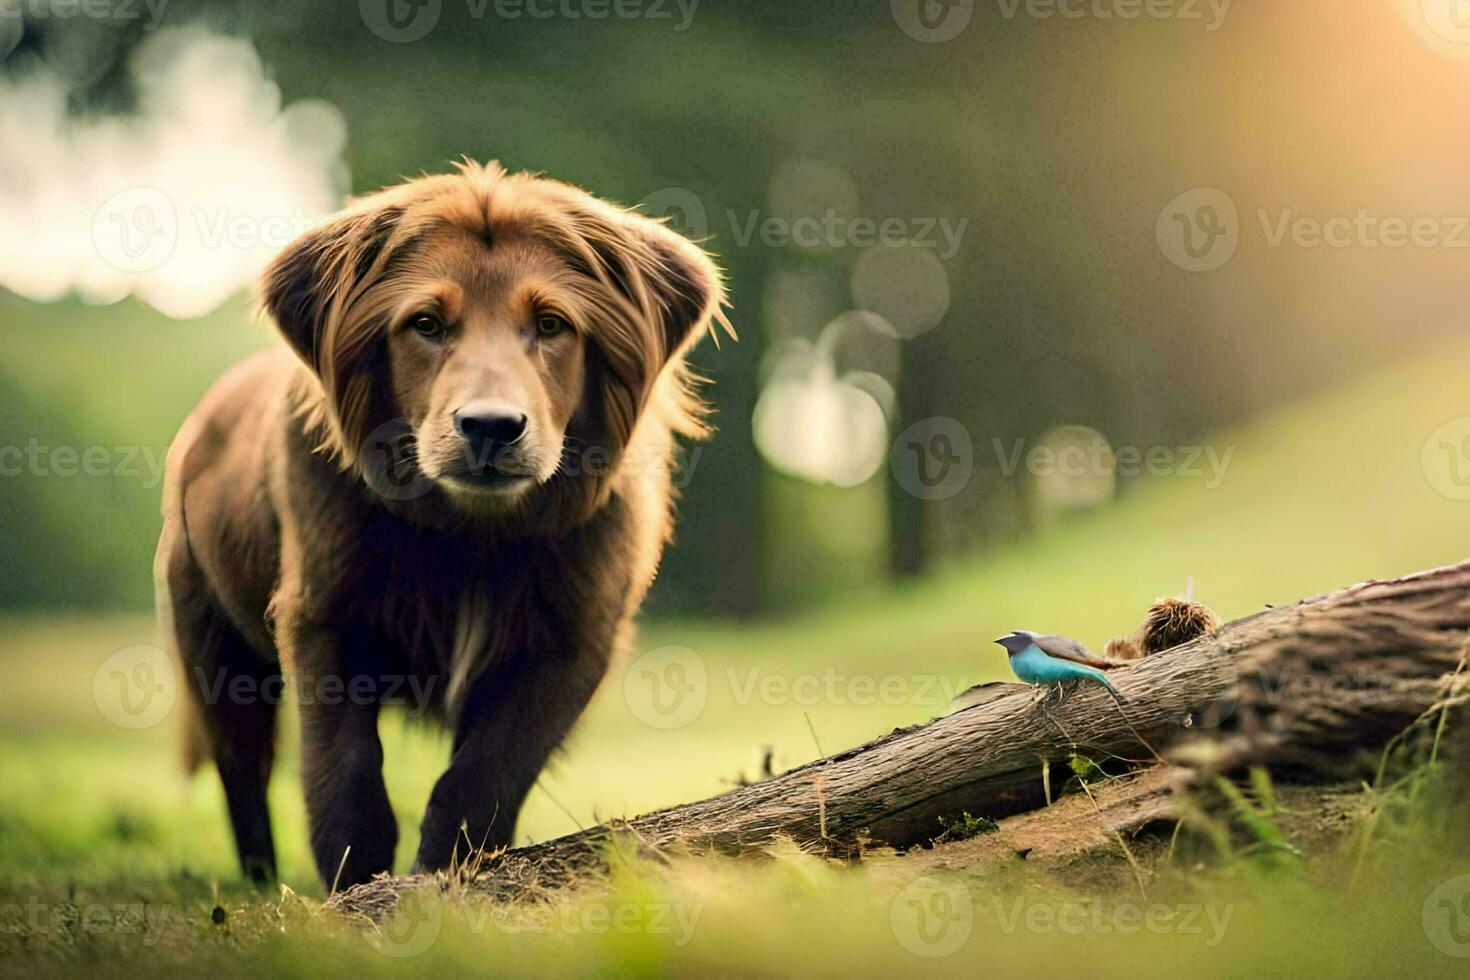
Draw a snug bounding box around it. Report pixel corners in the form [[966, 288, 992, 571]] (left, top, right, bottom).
[[155, 441, 211, 776], [156, 550, 210, 775]]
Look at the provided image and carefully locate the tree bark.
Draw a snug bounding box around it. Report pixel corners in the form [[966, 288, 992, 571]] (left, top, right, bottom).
[[327, 561, 1470, 918]]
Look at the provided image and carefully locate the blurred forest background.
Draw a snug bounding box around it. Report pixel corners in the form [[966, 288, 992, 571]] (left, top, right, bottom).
[[7, 7, 1470, 971], [2, 0, 1470, 618]]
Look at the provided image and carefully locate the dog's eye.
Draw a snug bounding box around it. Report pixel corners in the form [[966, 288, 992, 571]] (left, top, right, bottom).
[[535, 314, 570, 339], [410, 314, 444, 340]]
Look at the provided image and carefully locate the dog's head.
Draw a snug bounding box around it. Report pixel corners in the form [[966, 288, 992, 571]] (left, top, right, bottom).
[[260, 161, 727, 526]]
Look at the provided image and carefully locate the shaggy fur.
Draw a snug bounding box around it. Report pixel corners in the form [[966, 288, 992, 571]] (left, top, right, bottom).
[[1103, 597, 1221, 662], [155, 161, 728, 887]]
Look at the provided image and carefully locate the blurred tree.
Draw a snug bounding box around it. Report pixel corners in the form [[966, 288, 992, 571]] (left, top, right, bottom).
[[5, 0, 1469, 612]]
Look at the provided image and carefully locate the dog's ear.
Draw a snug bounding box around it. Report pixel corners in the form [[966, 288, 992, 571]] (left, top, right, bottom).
[[569, 208, 729, 463], [259, 202, 404, 466], [622, 213, 729, 365], [261, 204, 403, 369]]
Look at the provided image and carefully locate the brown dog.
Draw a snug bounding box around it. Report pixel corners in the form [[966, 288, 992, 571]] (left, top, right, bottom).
[[154, 161, 727, 887]]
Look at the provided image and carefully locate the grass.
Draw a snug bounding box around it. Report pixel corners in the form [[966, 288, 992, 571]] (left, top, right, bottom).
[[3, 338, 1470, 974]]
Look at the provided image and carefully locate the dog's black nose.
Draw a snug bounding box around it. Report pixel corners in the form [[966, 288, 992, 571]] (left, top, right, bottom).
[[453, 401, 527, 465]]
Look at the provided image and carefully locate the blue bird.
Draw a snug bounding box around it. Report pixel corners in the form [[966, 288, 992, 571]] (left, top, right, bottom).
[[995, 630, 1125, 705]]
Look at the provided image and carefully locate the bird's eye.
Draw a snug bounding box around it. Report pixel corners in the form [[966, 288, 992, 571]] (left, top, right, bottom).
[[535, 314, 570, 339], [410, 314, 444, 340]]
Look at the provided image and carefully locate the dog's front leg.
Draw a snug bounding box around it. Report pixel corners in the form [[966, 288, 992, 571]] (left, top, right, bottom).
[[414, 645, 605, 872], [283, 619, 398, 889]]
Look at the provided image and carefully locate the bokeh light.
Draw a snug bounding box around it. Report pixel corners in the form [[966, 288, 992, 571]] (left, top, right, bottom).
[[753, 314, 896, 488], [1029, 424, 1116, 515], [849, 243, 950, 339], [0, 25, 347, 319]]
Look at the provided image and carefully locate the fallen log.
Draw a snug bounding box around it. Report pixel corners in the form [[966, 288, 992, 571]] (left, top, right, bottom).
[[327, 560, 1470, 918], [906, 767, 1374, 893]]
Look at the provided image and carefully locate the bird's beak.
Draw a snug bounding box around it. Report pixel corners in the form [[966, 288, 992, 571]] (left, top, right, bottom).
[[993, 634, 1012, 645]]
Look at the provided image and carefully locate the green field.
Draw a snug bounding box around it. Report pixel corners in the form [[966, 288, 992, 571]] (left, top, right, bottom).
[[3, 336, 1470, 975]]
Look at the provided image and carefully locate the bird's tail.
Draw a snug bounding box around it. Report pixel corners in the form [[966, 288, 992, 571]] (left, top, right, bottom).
[[1081, 664, 1121, 697], [1101, 676, 1126, 706], [1098, 681, 1166, 763]]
